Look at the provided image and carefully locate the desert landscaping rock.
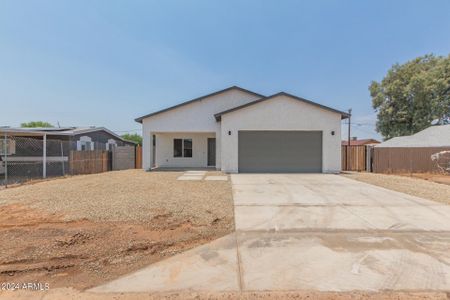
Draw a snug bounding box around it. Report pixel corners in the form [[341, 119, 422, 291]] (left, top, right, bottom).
[[0, 170, 234, 289], [342, 172, 450, 205], [2, 171, 450, 297], [0, 169, 233, 227]]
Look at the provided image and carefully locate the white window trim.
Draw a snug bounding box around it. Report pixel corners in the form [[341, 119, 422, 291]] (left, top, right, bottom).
[[106, 139, 117, 151], [77, 136, 94, 151]]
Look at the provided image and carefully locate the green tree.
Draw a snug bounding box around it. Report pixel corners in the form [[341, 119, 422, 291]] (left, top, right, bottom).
[[370, 54, 450, 139], [20, 121, 54, 128], [121, 133, 142, 145]]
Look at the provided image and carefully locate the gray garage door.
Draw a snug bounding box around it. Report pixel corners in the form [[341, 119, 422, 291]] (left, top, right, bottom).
[[238, 131, 322, 173]]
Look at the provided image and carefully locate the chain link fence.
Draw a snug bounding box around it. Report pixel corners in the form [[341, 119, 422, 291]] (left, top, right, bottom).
[[1, 134, 116, 186]]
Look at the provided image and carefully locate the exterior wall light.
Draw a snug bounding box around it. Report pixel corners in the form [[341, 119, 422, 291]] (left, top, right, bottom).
[[331, 131, 335, 136], [228, 131, 231, 136]]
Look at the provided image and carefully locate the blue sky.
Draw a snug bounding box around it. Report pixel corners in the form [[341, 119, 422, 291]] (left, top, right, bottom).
[[1, 0, 450, 139]]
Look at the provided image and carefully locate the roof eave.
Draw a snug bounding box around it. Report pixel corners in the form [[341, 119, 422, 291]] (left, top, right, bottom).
[[214, 92, 351, 120], [135, 86, 265, 123]]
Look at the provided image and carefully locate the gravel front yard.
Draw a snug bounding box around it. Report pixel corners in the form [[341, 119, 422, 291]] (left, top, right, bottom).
[[0, 169, 233, 229], [0, 170, 234, 289], [342, 172, 450, 205]]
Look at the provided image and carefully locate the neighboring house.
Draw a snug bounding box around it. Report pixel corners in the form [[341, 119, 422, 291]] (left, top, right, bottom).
[[373, 125, 450, 173], [62, 127, 136, 150], [0, 126, 135, 178], [0, 126, 135, 153], [135, 86, 349, 173], [376, 124, 450, 148], [342, 138, 380, 146]]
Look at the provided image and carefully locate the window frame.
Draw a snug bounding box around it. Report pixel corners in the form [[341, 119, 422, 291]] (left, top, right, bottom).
[[173, 138, 192, 158], [183, 139, 192, 158], [78, 136, 94, 151], [106, 139, 117, 151], [173, 139, 183, 157]]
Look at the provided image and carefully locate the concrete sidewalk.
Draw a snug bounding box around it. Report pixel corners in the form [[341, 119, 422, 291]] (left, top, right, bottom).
[[91, 174, 450, 293]]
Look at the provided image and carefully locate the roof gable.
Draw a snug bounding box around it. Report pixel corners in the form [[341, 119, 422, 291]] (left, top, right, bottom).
[[135, 86, 264, 123], [214, 92, 350, 121]]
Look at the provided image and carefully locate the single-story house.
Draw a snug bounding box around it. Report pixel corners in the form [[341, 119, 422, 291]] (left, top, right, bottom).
[[372, 125, 450, 173], [0, 126, 135, 154], [376, 124, 450, 148], [342, 138, 380, 146], [136, 86, 349, 173], [0, 126, 135, 179]]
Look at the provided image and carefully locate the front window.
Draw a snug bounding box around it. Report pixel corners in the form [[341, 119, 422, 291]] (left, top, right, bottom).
[[106, 139, 117, 151], [174, 139, 182, 157], [174, 138, 192, 158], [78, 136, 94, 151], [183, 139, 192, 157], [81, 141, 92, 151]]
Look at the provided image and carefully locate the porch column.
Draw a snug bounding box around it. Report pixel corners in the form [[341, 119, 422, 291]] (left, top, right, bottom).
[[215, 128, 221, 170], [149, 132, 154, 169], [142, 131, 152, 170]]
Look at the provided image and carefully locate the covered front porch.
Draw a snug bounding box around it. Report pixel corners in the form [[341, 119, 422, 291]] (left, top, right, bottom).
[[150, 132, 218, 170]]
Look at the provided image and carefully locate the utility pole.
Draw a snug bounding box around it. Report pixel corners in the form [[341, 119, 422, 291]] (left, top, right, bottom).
[[347, 108, 352, 171]]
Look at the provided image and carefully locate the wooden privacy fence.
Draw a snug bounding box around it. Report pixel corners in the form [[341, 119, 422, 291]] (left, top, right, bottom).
[[373, 147, 450, 173], [341, 145, 367, 171], [135, 145, 142, 169], [69, 150, 110, 175]]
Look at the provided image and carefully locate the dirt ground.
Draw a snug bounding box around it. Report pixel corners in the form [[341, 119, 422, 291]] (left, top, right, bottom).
[[341, 172, 450, 205], [0, 170, 234, 290], [404, 173, 450, 186], [1, 288, 449, 300]]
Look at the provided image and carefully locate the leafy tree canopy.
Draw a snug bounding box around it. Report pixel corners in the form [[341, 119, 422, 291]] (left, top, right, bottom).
[[370, 54, 450, 139], [121, 133, 142, 145], [20, 121, 54, 128]]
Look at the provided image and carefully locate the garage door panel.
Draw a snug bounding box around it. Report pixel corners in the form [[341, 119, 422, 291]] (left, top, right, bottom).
[[238, 131, 322, 173]]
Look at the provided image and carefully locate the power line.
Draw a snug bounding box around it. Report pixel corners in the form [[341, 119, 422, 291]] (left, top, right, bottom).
[[343, 122, 375, 126], [349, 125, 378, 136]]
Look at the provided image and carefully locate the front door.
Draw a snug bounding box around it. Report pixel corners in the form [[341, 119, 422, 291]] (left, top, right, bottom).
[[207, 138, 216, 166]]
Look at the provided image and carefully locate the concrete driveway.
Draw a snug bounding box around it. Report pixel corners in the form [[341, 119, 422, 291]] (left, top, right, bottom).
[[92, 174, 450, 293]]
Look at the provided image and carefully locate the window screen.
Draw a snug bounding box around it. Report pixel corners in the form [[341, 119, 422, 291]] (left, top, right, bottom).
[[183, 139, 192, 157], [174, 139, 182, 157]]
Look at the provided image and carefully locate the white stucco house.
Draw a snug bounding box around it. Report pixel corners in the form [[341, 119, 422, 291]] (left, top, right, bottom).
[[135, 86, 349, 173]]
